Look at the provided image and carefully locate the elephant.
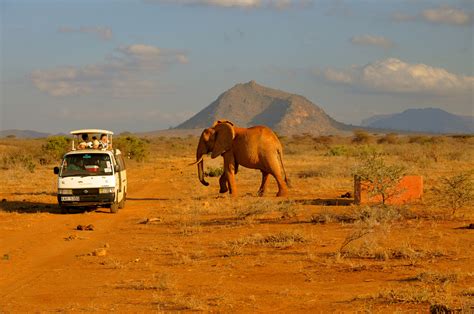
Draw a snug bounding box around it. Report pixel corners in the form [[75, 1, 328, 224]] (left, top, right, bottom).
[[193, 120, 290, 197]]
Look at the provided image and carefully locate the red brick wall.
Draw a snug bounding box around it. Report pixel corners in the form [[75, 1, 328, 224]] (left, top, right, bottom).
[[354, 175, 423, 205]]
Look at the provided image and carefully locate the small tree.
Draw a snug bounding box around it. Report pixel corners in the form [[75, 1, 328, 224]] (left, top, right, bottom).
[[353, 151, 406, 205], [114, 135, 149, 162], [432, 171, 474, 215], [42, 136, 71, 162]]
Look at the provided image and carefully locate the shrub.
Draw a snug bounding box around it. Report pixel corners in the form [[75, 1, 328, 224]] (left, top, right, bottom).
[[204, 167, 224, 177], [326, 145, 348, 156], [352, 130, 372, 144], [1, 153, 36, 172], [377, 133, 399, 144], [42, 136, 71, 162], [353, 151, 406, 205], [408, 135, 432, 144], [432, 171, 474, 215], [312, 135, 333, 145], [114, 135, 149, 162]]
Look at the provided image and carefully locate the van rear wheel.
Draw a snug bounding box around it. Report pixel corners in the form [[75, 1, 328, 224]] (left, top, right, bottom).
[[110, 202, 119, 214]]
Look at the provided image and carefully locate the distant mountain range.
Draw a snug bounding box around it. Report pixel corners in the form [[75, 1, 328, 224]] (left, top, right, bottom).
[[3, 86, 473, 138], [362, 108, 474, 134], [176, 80, 350, 135], [0, 129, 50, 138]]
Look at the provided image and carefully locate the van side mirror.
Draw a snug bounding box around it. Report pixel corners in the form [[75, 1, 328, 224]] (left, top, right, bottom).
[[53, 167, 59, 174], [114, 165, 120, 172]]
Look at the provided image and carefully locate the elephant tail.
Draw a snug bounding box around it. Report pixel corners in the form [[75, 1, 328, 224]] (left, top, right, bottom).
[[277, 149, 291, 188]]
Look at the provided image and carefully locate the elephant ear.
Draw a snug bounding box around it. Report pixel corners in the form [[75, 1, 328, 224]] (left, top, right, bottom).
[[211, 121, 235, 159]]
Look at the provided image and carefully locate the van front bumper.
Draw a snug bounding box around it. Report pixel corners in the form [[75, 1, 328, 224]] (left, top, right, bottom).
[[58, 193, 115, 206]]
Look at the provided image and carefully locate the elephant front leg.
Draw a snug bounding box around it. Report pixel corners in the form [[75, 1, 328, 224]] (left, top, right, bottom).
[[219, 173, 228, 193], [223, 151, 237, 196], [258, 171, 270, 196]]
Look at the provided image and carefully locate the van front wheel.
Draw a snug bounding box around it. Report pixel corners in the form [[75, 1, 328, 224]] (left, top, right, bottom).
[[60, 205, 70, 214], [110, 202, 119, 214]]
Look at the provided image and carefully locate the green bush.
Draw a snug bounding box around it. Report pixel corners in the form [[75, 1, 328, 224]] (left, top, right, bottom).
[[432, 171, 474, 215], [326, 145, 348, 156], [205, 167, 224, 177], [42, 136, 71, 162], [353, 151, 406, 205], [114, 135, 149, 162]]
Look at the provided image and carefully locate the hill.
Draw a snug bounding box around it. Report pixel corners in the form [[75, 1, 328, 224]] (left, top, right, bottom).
[[176, 80, 350, 136], [362, 108, 474, 134], [0, 129, 50, 138]]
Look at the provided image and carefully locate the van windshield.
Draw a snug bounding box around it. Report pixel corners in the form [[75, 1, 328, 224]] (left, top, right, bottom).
[[60, 153, 113, 177]]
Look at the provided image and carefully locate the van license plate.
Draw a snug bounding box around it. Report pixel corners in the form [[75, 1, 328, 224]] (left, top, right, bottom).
[[61, 196, 80, 201]]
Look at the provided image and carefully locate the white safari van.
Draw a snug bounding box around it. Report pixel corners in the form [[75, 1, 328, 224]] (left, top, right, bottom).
[[53, 129, 127, 214]]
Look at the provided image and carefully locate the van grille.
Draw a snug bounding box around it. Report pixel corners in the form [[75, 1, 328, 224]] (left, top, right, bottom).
[[72, 188, 99, 195]]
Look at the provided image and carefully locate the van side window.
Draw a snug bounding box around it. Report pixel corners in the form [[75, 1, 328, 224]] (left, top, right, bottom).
[[116, 154, 126, 170]]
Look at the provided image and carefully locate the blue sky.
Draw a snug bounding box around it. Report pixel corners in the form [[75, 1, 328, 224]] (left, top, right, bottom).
[[1, 0, 473, 133]]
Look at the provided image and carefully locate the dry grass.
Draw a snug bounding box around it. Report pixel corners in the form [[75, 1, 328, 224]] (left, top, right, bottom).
[[223, 230, 307, 255]]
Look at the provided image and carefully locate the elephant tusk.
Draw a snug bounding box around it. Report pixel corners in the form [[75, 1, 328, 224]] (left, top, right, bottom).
[[188, 155, 204, 166]]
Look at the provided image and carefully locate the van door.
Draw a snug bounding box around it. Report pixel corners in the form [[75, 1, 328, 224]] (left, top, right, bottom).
[[115, 154, 127, 204]]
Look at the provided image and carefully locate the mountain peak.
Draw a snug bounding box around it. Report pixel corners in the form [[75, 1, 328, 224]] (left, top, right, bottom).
[[176, 81, 347, 135], [363, 107, 474, 134], [247, 80, 257, 87]]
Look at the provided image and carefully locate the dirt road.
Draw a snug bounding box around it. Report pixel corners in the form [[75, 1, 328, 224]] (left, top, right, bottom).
[[1, 159, 473, 312]]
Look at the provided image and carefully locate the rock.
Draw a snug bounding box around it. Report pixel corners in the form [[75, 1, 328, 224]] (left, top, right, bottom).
[[76, 224, 94, 231], [139, 217, 162, 224], [64, 235, 78, 241], [92, 248, 107, 257]]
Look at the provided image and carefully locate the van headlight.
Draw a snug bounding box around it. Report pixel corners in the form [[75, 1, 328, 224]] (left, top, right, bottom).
[[58, 189, 73, 195], [99, 187, 115, 194]]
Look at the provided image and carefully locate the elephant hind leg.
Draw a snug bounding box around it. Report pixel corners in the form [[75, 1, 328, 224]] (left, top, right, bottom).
[[258, 171, 270, 197], [273, 173, 288, 197]]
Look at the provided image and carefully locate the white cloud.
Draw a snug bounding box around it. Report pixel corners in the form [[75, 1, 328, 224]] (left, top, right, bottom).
[[392, 6, 472, 26], [422, 6, 471, 25], [58, 26, 113, 41], [31, 44, 189, 97], [119, 44, 161, 56], [147, 0, 310, 9], [350, 35, 394, 49], [323, 68, 353, 84], [323, 58, 474, 95]]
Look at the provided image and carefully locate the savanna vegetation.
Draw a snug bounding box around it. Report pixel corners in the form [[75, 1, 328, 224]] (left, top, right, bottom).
[[0, 131, 472, 312]]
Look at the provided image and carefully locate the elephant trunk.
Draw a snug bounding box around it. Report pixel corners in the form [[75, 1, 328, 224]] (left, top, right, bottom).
[[196, 139, 209, 186]]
